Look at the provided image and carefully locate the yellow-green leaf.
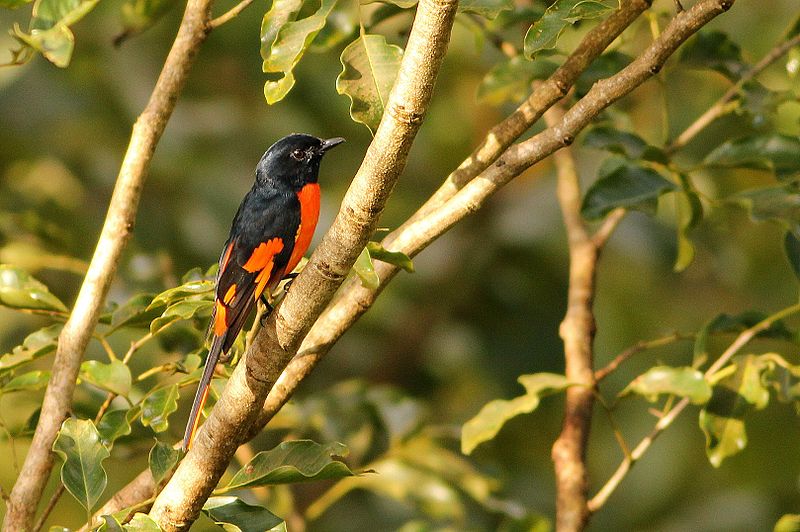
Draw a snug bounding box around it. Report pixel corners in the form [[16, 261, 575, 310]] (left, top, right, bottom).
[[52, 418, 110, 512]]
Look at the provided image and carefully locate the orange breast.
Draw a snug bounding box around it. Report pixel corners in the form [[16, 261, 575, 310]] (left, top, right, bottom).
[[286, 183, 321, 275]]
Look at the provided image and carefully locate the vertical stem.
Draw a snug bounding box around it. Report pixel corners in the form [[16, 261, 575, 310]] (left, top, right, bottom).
[[547, 107, 599, 532]]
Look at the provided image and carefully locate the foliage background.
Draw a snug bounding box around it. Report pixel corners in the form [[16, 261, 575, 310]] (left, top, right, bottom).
[[1, 0, 799, 529]]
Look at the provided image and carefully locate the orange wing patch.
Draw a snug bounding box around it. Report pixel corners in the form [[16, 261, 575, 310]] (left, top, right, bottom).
[[286, 183, 321, 274], [214, 300, 227, 336], [242, 238, 285, 302]]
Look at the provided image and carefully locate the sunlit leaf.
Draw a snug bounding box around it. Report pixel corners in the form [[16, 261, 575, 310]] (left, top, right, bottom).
[[148, 439, 181, 485], [336, 34, 403, 133], [477, 56, 558, 106], [366, 241, 414, 273], [0, 324, 61, 372], [353, 247, 380, 289], [0, 265, 68, 312], [123, 513, 161, 531], [80, 360, 132, 396], [700, 355, 769, 467], [148, 280, 213, 309], [149, 298, 213, 334], [462, 373, 569, 454], [2, 370, 50, 392], [140, 384, 179, 433], [261, 0, 338, 104], [203, 496, 284, 532], [96, 514, 124, 532], [775, 514, 800, 532], [563, 0, 617, 23], [0, 0, 34, 8], [581, 160, 677, 220], [679, 30, 746, 80], [458, 0, 513, 19], [225, 440, 354, 490], [310, 0, 357, 51], [582, 126, 667, 164], [52, 418, 110, 512], [620, 366, 711, 404], [97, 409, 132, 448], [704, 134, 800, 181]]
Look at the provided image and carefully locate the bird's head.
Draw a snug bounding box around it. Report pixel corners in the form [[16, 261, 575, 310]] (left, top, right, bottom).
[[256, 134, 345, 191]]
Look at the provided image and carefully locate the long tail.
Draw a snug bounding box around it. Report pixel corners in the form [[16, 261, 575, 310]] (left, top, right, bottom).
[[182, 335, 225, 451]]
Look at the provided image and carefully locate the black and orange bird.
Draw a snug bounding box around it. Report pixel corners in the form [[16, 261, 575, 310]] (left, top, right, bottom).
[[182, 134, 344, 451]]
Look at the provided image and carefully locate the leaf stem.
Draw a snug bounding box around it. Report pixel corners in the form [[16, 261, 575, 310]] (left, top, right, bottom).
[[208, 0, 256, 29]]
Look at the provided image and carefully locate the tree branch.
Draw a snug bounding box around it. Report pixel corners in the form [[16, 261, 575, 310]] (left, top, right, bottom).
[[147, 0, 458, 528], [2, 0, 213, 529]]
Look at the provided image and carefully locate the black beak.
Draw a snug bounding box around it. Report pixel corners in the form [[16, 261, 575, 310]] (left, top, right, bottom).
[[320, 137, 345, 152]]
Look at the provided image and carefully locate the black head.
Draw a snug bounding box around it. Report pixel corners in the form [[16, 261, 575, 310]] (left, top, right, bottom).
[[255, 134, 344, 191]]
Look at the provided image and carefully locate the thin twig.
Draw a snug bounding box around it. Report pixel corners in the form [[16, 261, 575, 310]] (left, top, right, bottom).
[[208, 0, 255, 29], [591, 208, 626, 249], [31, 485, 65, 532], [594, 331, 692, 382], [587, 302, 800, 512], [667, 31, 800, 153]]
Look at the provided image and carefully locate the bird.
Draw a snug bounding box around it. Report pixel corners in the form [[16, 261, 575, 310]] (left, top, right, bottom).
[[182, 133, 345, 451]]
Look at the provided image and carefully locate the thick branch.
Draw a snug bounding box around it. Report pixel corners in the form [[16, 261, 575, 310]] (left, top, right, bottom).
[[546, 105, 598, 532], [2, 1, 212, 529], [147, 0, 457, 528]]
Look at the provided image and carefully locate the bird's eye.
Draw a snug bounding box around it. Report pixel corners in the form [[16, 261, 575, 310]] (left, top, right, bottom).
[[290, 149, 306, 161]]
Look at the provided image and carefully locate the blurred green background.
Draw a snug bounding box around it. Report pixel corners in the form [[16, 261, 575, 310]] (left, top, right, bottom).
[[1, 0, 799, 529]]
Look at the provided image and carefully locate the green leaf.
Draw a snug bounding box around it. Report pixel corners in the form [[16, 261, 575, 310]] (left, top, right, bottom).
[[0, 265, 68, 312], [149, 298, 213, 334], [140, 384, 179, 433], [775, 514, 800, 532], [118, 0, 178, 42], [203, 497, 284, 532], [524, 0, 578, 58], [148, 280, 213, 309], [462, 373, 570, 454], [731, 184, 800, 233], [148, 439, 181, 485], [477, 56, 559, 106], [336, 34, 403, 133], [366, 241, 414, 273], [674, 187, 703, 272], [123, 513, 161, 531], [310, 0, 357, 51], [97, 409, 132, 448], [760, 353, 800, 406], [700, 355, 769, 467], [458, 0, 512, 19], [225, 440, 355, 490], [108, 293, 162, 330], [79, 360, 132, 396], [261, 0, 338, 104], [353, 247, 380, 289], [52, 418, 110, 512], [563, 0, 617, 23], [582, 126, 668, 164], [0, 324, 61, 372], [581, 161, 677, 220], [620, 366, 712, 404], [12, 0, 101, 67], [785, 231, 800, 280], [575, 51, 631, 96], [704, 134, 800, 181], [2, 370, 50, 392], [679, 30, 746, 80], [96, 514, 124, 532]]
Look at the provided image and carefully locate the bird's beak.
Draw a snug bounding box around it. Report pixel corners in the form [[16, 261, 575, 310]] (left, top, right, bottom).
[[320, 137, 346, 152]]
